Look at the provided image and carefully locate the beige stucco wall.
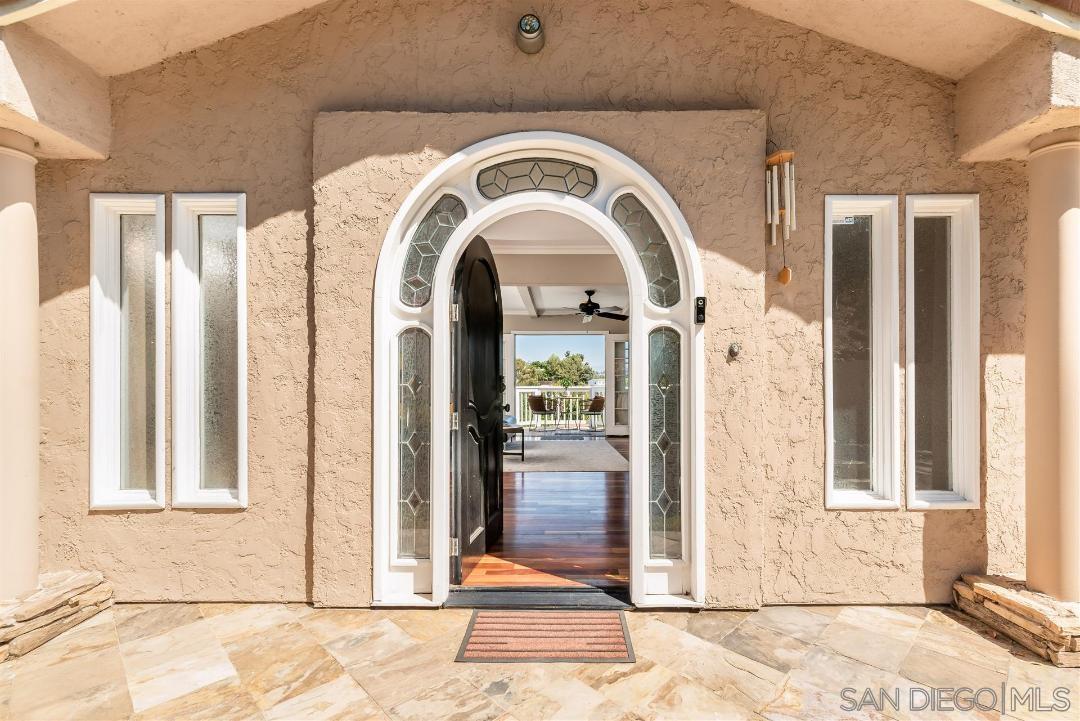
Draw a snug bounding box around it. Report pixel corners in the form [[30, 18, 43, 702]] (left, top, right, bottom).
[[34, 0, 1027, 605], [956, 31, 1080, 161], [0, 24, 109, 158]]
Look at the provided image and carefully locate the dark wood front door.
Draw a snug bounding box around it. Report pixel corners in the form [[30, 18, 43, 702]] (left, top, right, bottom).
[[451, 235, 504, 585]]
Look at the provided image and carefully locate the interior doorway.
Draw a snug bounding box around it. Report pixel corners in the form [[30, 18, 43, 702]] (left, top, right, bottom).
[[450, 212, 633, 597]]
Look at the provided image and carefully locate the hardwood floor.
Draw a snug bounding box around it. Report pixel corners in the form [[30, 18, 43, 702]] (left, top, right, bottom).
[[606, 435, 629, 460], [462, 445, 630, 589]]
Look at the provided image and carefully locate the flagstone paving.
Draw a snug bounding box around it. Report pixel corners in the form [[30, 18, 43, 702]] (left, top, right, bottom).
[[1, 602, 1075, 720]]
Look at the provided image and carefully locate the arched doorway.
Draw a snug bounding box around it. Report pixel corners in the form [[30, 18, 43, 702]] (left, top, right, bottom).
[[372, 132, 705, 607]]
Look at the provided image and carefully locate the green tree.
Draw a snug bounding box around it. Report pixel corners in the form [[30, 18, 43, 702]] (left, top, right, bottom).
[[515, 352, 599, 387], [515, 357, 546, 385]]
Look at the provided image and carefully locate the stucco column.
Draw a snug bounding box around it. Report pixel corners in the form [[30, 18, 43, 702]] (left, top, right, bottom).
[[0, 129, 39, 600], [1026, 127, 1080, 602]]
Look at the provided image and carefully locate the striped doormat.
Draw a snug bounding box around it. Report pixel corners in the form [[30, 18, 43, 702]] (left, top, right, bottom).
[[455, 610, 635, 663]]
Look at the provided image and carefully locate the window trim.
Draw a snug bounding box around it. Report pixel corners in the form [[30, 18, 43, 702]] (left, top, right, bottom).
[[905, 194, 981, 510], [824, 195, 900, 510], [172, 193, 248, 509], [89, 193, 166, 510]]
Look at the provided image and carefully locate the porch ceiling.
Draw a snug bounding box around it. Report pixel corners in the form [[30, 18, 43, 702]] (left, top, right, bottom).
[[729, 0, 1077, 80], [1, 0, 329, 76], [3, 0, 1078, 80]]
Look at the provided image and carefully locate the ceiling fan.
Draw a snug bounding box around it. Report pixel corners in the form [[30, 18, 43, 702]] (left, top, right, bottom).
[[564, 289, 629, 324]]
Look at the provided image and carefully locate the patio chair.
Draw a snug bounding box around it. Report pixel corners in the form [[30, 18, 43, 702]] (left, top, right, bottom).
[[527, 395, 558, 431], [582, 395, 606, 431]]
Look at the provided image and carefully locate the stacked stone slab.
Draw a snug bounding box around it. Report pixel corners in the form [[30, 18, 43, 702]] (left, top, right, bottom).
[[953, 573, 1080, 667], [0, 571, 113, 662]]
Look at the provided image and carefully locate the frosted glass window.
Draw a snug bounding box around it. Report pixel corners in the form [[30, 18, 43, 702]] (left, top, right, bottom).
[[830, 216, 874, 492], [612, 194, 680, 307], [199, 214, 239, 491], [90, 193, 165, 510], [648, 328, 681, 559], [825, 195, 900, 510], [120, 214, 158, 492], [398, 329, 431, 558], [173, 193, 246, 508], [400, 195, 467, 307], [912, 216, 952, 492], [905, 195, 978, 509]]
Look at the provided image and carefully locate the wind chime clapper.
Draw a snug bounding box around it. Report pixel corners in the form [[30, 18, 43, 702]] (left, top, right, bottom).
[[765, 150, 795, 285]]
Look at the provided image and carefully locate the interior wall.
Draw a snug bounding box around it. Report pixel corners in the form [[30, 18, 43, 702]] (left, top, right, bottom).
[[33, 0, 1027, 604]]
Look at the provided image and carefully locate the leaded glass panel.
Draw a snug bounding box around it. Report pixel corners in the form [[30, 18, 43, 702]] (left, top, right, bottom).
[[611, 194, 680, 307], [400, 195, 467, 307], [477, 158, 596, 199], [648, 328, 681, 559], [398, 328, 431, 558]]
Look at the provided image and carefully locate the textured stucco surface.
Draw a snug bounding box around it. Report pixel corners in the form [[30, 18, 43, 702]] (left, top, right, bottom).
[[34, 0, 1028, 605], [0, 24, 109, 158], [729, 0, 1023, 80], [957, 31, 1080, 161], [22, 0, 326, 76]]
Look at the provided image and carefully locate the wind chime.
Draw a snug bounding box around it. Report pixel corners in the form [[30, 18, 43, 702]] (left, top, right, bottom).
[[765, 149, 795, 285]]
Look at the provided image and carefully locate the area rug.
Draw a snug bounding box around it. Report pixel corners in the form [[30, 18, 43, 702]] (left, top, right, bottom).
[[503, 440, 629, 472], [455, 610, 635, 663]]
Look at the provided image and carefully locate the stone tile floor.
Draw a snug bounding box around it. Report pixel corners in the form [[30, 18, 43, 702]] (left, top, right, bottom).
[[0, 602, 1075, 720]]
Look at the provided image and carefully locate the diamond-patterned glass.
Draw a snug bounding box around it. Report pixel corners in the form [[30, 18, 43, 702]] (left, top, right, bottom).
[[477, 158, 597, 200], [398, 328, 431, 558], [611, 194, 681, 307], [400, 195, 467, 307], [648, 327, 682, 559]]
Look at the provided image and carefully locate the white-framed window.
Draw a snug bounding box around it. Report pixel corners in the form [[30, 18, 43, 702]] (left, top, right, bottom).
[[905, 195, 980, 509], [172, 193, 247, 508], [89, 194, 165, 509], [824, 195, 900, 510]]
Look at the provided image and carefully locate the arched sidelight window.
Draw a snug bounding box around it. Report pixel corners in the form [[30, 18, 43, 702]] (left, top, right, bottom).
[[648, 327, 682, 559], [611, 193, 681, 307], [477, 158, 597, 200], [397, 328, 431, 558], [400, 195, 468, 307]]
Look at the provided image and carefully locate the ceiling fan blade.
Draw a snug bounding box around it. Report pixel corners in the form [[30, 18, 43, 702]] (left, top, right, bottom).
[[595, 311, 629, 321], [595, 306, 623, 313], [540, 309, 581, 316]]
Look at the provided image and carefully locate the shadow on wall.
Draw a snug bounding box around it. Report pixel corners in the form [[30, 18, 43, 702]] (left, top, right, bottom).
[[922, 511, 988, 604]]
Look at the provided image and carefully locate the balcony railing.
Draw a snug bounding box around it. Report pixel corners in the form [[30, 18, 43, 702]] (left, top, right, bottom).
[[513, 385, 600, 428]]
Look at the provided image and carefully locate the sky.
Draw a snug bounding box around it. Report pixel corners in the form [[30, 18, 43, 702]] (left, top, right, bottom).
[[514, 334, 605, 372]]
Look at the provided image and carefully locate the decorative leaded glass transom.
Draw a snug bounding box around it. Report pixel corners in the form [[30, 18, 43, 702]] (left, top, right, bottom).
[[611, 194, 681, 307], [477, 158, 597, 200], [398, 328, 431, 559], [400, 195, 467, 307], [648, 327, 681, 560]]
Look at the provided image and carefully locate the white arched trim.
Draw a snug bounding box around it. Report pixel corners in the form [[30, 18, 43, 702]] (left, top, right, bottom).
[[372, 132, 705, 608]]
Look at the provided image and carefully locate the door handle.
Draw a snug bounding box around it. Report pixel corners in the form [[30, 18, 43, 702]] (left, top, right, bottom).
[[503, 404, 511, 412]]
